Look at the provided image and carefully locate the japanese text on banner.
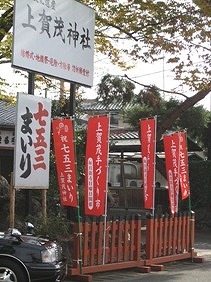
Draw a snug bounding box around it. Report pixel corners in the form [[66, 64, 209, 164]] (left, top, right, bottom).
[[164, 133, 180, 215], [179, 131, 190, 200], [85, 116, 109, 216], [52, 119, 77, 207], [14, 93, 51, 188], [140, 118, 156, 210]]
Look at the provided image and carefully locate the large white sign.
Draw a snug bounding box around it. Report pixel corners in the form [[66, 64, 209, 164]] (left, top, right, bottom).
[[14, 93, 51, 189], [12, 0, 95, 87]]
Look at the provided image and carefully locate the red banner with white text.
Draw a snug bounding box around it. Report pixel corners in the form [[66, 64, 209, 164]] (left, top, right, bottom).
[[140, 118, 156, 210], [85, 116, 109, 216], [179, 131, 190, 200], [52, 119, 77, 207], [164, 132, 180, 215]]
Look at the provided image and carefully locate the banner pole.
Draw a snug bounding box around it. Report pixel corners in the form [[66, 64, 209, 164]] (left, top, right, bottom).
[[24, 72, 35, 217], [152, 116, 157, 217], [102, 187, 108, 265], [184, 129, 192, 213], [9, 172, 15, 228], [68, 84, 83, 272], [72, 116, 83, 274], [185, 128, 193, 261], [177, 131, 181, 214], [102, 114, 110, 265], [76, 190, 83, 273], [42, 190, 47, 225], [188, 196, 192, 212]]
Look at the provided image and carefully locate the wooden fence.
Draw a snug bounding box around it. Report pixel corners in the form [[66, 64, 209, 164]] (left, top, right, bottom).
[[145, 212, 196, 265], [67, 212, 202, 281]]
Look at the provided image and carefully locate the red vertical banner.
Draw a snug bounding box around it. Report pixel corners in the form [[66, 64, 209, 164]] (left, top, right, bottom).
[[140, 118, 156, 210], [85, 116, 109, 216], [52, 119, 77, 207], [179, 131, 190, 200], [164, 132, 180, 215]]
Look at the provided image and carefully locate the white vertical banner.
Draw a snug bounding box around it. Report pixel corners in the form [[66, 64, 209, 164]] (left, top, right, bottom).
[[14, 93, 51, 189]]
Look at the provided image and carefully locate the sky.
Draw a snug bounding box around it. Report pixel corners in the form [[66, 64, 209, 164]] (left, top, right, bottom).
[[0, 57, 210, 111], [84, 54, 211, 111]]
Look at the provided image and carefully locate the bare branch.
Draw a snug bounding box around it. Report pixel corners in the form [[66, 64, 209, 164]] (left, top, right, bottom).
[[124, 74, 188, 99], [0, 60, 11, 64], [156, 84, 211, 140]]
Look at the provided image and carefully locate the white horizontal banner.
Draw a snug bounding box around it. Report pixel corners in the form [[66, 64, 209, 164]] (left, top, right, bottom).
[[12, 0, 95, 87]]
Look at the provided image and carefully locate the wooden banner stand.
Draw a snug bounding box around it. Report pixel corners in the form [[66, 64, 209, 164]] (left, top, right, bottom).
[[42, 190, 47, 224]]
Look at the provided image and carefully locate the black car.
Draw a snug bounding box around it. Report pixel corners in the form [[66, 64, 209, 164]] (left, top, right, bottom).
[[0, 228, 66, 282]]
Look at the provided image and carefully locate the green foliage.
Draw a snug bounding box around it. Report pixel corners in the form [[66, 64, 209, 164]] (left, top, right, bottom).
[[47, 151, 61, 209], [0, 1, 13, 60], [97, 74, 135, 105], [189, 160, 211, 209], [124, 104, 155, 129], [125, 88, 210, 148], [0, 33, 12, 61], [19, 214, 73, 240], [83, 0, 211, 91], [176, 104, 210, 145], [75, 128, 86, 185], [135, 85, 164, 108], [51, 98, 69, 118], [0, 92, 16, 103], [194, 0, 211, 16]]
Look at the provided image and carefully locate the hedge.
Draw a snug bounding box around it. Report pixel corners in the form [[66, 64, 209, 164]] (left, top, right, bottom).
[[189, 160, 211, 209]]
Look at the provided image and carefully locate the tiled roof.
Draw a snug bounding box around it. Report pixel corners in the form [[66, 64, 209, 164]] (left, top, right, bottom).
[[0, 101, 16, 128], [110, 131, 139, 140], [0, 100, 204, 153], [82, 99, 135, 111], [109, 129, 203, 153]]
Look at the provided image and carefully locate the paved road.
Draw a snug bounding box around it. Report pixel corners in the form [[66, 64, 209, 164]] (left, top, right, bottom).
[[65, 228, 211, 282]]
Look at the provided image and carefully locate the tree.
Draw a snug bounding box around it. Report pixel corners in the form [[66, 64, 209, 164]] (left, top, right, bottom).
[[125, 74, 211, 140], [84, 1, 210, 87], [1, 1, 210, 86], [125, 87, 210, 148], [97, 73, 135, 105], [0, 1, 13, 62], [194, 0, 211, 16], [0, 1, 210, 123], [85, 0, 211, 117], [97, 73, 210, 145], [97, 74, 210, 148]]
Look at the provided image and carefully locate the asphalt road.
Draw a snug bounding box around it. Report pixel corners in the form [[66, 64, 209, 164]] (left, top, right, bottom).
[[65, 228, 211, 282]]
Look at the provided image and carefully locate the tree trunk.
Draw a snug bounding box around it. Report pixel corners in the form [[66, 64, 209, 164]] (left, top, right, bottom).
[[0, 7, 13, 42], [157, 85, 211, 140], [207, 122, 211, 160]]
